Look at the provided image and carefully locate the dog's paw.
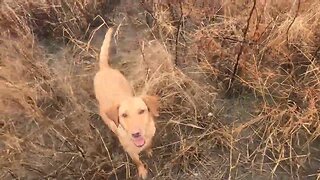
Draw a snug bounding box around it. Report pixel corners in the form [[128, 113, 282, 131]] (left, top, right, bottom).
[[138, 165, 148, 179], [146, 148, 153, 158]]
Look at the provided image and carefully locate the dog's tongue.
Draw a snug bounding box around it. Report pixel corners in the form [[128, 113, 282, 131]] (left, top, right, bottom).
[[133, 137, 145, 147]]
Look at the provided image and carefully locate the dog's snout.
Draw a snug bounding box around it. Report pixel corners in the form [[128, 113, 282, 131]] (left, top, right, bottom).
[[132, 132, 141, 138]]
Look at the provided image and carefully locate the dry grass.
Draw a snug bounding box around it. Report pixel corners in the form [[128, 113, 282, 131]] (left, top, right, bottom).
[[1, 0, 320, 179]]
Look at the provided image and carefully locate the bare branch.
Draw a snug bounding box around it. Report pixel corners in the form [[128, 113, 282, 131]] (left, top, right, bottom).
[[174, 0, 184, 66], [286, 0, 301, 47], [226, 0, 257, 96]]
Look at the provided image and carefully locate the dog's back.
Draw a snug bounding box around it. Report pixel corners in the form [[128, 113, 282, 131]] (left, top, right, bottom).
[[94, 28, 133, 110]]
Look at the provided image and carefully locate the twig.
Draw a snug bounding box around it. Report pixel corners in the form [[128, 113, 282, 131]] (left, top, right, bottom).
[[140, 0, 156, 27], [226, 0, 257, 95], [174, 1, 184, 66], [139, 40, 151, 80], [286, 0, 301, 47]]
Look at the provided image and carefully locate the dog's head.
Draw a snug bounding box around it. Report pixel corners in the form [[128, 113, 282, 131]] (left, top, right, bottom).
[[106, 95, 159, 147]]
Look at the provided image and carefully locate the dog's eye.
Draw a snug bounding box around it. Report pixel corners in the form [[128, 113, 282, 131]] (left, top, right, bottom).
[[121, 113, 128, 118], [138, 109, 145, 114]]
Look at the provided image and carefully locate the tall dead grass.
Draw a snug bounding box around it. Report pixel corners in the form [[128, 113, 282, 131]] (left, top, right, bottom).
[[144, 0, 320, 178], [0, 0, 319, 179]]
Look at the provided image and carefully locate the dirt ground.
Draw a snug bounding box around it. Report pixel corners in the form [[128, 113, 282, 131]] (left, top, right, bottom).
[[1, 0, 320, 179]]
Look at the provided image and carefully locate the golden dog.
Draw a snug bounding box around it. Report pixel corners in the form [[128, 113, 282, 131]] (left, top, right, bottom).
[[93, 27, 159, 179]]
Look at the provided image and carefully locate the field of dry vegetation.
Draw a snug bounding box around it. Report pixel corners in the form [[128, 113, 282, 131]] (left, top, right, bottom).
[[0, 0, 319, 179]]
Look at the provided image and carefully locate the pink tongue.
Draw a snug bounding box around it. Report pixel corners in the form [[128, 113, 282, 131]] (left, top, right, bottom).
[[133, 137, 145, 147]]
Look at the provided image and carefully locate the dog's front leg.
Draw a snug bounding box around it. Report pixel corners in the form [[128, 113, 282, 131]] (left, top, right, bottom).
[[128, 151, 148, 179], [99, 110, 118, 135], [144, 142, 153, 158]]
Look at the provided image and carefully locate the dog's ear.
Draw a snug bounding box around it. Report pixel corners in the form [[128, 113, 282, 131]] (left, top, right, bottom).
[[142, 95, 160, 117], [106, 105, 120, 126]]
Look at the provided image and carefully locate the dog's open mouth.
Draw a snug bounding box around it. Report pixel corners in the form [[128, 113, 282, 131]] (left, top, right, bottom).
[[132, 136, 145, 147]]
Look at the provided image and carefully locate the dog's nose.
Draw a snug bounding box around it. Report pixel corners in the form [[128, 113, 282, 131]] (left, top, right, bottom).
[[132, 132, 141, 138]]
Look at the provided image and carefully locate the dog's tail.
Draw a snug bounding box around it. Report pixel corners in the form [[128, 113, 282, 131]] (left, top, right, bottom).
[[99, 27, 114, 69]]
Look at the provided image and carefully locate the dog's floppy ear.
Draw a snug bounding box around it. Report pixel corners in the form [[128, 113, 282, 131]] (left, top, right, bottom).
[[106, 104, 120, 126], [142, 95, 160, 117]]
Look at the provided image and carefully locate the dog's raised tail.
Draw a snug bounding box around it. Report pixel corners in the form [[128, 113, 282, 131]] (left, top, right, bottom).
[[99, 27, 114, 69]]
